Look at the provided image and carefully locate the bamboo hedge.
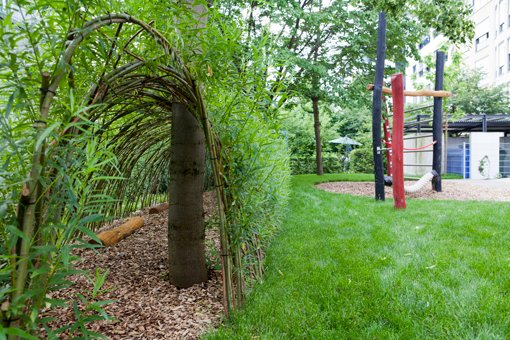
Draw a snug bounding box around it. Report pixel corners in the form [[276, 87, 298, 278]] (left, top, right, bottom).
[[1, 7, 290, 336], [0, 1, 289, 338]]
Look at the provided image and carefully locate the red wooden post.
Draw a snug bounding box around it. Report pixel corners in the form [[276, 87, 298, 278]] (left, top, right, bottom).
[[391, 73, 406, 209]]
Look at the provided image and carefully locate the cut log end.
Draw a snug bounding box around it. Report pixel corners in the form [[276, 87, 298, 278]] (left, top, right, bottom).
[[92, 216, 144, 247], [149, 202, 169, 214]]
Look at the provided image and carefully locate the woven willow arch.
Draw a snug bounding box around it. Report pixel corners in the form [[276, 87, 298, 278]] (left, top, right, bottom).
[[16, 14, 236, 316]]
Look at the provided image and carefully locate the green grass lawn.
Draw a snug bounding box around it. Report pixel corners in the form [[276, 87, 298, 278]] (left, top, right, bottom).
[[205, 174, 510, 339]]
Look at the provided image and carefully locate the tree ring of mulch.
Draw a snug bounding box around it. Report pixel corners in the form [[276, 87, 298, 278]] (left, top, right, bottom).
[[316, 179, 510, 201]]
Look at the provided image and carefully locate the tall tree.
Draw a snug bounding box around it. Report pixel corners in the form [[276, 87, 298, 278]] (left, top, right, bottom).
[[168, 102, 207, 288], [168, 1, 208, 288]]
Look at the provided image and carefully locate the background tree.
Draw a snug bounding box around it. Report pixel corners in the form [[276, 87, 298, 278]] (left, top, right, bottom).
[[417, 49, 510, 115], [167, 1, 208, 289], [451, 70, 510, 114], [282, 101, 370, 173], [223, 0, 474, 175]]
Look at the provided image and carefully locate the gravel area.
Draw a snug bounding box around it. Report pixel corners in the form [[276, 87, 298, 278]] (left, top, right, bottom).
[[40, 192, 223, 339], [316, 179, 510, 201]]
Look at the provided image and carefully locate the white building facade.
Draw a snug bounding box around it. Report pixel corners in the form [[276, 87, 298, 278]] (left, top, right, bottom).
[[403, 1, 510, 179], [406, 0, 510, 95]]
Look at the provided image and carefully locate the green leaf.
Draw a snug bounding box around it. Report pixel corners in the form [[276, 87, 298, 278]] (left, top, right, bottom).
[[78, 214, 103, 225], [76, 225, 102, 244], [2, 327, 38, 340], [5, 224, 30, 243], [35, 122, 61, 151]]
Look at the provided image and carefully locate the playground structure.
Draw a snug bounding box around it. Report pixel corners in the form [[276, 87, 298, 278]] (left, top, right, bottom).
[[370, 12, 451, 209]]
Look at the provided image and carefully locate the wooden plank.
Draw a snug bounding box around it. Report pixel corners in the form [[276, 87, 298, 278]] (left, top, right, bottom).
[[366, 84, 451, 98]]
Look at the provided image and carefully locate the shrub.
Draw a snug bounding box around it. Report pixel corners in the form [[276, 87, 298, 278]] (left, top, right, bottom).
[[290, 153, 343, 174], [349, 147, 374, 173]]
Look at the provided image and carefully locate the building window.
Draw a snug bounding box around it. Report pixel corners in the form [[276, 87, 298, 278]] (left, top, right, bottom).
[[476, 32, 489, 51], [419, 36, 430, 50], [417, 63, 424, 77], [498, 42, 506, 76], [412, 65, 416, 73], [507, 53, 510, 71]]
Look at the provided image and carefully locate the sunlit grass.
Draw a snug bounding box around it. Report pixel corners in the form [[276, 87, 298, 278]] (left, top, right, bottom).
[[206, 174, 510, 339]]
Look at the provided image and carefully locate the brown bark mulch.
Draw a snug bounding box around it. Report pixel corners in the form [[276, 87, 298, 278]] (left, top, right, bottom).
[[40, 192, 223, 339], [316, 179, 510, 201]]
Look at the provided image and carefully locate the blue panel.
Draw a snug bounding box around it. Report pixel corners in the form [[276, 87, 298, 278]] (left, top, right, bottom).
[[500, 142, 510, 178], [446, 143, 469, 178], [465, 143, 470, 179]]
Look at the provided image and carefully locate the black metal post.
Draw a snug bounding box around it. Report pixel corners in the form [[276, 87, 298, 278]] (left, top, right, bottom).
[[432, 51, 445, 192], [372, 12, 387, 201], [482, 114, 487, 132]]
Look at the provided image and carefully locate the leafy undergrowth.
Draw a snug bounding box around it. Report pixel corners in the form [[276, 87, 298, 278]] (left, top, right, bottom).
[[206, 174, 510, 339]]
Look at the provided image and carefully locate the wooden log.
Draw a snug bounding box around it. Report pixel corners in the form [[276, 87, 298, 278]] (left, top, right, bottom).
[[93, 216, 144, 246], [148, 202, 169, 214], [366, 84, 451, 98]]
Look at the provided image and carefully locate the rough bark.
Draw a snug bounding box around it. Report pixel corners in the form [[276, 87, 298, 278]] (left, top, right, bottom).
[[168, 102, 207, 288], [312, 96, 323, 175]]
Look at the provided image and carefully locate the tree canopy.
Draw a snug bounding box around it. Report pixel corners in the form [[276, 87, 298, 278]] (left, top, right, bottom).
[[224, 0, 473, 174]]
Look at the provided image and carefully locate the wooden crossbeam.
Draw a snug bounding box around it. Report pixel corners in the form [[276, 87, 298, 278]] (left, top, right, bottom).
[[367, 84, 451, 98]]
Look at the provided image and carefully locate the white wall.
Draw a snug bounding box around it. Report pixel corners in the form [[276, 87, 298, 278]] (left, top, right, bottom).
[[469, 132, 502, 179], [403, 133, 434, 176]]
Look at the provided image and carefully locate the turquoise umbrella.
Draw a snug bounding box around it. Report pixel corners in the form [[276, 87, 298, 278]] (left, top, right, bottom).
[[329, 136, 361, 145]]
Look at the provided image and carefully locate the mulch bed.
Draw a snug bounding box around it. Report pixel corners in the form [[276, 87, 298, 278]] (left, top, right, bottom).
[[316, 180, 510, 201], [40, 192, 223, 339]]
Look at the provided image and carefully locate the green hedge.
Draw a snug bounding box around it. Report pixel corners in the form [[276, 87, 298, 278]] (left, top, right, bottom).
[[349, 147, 374, 174], [291, 153, 343, 174]]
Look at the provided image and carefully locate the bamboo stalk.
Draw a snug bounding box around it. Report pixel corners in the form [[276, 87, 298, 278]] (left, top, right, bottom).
[[34, 73, 51, 241], [206, 125, 233, 316], [235, 245, 244, 307], [10, 73, 52, 332]]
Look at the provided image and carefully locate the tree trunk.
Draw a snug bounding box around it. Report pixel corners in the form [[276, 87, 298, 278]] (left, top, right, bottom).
[[168, 102, 207, 288], [312, 96, 323, 175]]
